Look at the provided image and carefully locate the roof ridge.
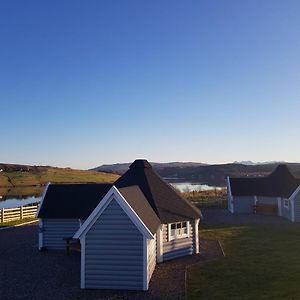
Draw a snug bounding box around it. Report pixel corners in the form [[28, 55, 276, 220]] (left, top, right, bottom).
[[139, 169, 163, 219], [114, 161, 202, 222], [114, 168, 162, 219]]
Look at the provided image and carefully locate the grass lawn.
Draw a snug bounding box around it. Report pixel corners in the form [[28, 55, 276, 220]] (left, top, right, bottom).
[[0, 217, 37, 228], [187, 224, 300, 300], [0, 168, 119, 187]]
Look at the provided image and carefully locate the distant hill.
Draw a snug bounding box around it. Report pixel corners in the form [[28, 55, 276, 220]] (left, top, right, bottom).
[[92, 162, 300, 187], [91, 162, 207, 174], [0, 163, 119, 187], [233, 160, 285, 165]]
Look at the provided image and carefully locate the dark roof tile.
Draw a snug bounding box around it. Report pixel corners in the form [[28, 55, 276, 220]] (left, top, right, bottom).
[[115, 159, 202, 223], [230, 164, 300, 198], [118, 185, 161, 234], [37, 184, 112, 219]]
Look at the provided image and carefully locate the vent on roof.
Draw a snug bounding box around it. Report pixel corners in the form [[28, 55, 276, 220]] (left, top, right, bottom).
[[129, 159, 152, 169]]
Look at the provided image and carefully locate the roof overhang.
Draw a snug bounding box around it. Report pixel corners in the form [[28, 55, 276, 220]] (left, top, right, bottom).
[[289, 185, 300, 201], [36, 182, 51, 218]]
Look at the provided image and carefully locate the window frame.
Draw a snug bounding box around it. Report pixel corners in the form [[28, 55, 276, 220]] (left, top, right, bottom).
[[284, 199, 289, 208], [168, 221, 190, 241]]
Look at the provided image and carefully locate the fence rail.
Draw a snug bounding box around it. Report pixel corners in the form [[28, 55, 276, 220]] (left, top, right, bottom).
[[0, 203, 39, 223]]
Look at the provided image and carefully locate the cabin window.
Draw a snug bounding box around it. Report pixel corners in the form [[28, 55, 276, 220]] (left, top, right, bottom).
[[168, 221, 189, 241], [284, 199, 289, 208]]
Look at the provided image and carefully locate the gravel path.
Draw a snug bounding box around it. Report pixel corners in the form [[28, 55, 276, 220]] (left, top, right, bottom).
[[201, 208, 291, 226], [0, 225, 222, 300]]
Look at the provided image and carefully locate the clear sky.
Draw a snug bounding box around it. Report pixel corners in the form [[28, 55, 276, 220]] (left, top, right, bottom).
[[1, 0, 300, 169]]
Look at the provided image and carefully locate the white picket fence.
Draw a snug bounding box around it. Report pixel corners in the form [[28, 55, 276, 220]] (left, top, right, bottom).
[[0, 203, 39, 223]]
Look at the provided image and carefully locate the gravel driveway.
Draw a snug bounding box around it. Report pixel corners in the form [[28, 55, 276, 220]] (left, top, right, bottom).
[[0, 225, 222, 300]]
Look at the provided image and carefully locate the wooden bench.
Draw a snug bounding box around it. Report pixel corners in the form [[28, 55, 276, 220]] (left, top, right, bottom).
[[63, 237, 81, 254]]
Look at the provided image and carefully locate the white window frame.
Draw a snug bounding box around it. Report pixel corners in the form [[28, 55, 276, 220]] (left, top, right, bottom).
[[168, 221, 190, 241], [284, 199, 289, 208]]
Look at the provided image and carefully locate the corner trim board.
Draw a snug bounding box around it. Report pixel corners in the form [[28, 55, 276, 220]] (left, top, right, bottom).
[[254, 196, 258, 205], [80, 237, 85, 288], [38, 219, 43, 250], [143, 236, 149, 291], [194, 218, 200, 254], [156, 224, 163, 263], [277, 197, 282, 217], [291, 198, 295, 222], [227, 177, 234, 213]]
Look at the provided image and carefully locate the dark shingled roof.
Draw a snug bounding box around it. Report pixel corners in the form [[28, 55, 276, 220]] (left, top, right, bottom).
[[38, 183, 160, 234], [230, 165, 300, 198], [37, 184, 112, 219], [118, 186, 161, 234], [115, 159, 202, 223]]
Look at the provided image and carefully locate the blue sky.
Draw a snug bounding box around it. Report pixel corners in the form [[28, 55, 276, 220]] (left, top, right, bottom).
[[1, 0, 300, 169]]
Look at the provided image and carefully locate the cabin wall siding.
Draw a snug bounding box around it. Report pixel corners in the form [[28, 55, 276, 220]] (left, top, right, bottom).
[[42, 218, 80, 250], [232, 196, 254, 213], [256, 196, 278, 205], [281, 199, 292, 221], [84, 199, 144, 290], [293, 192, 300, 222], [162, 223, 194, 261], [147, 235, 156, 282]]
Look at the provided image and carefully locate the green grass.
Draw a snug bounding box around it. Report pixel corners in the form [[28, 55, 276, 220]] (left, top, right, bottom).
[[187, 224, 300, 300], [182, 188, 227, 202], [0, 168, 119, 187], [0, 217, 37, 228]]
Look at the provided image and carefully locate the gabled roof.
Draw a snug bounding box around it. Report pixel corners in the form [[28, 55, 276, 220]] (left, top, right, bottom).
[[73, 186, 156, 239], [229, 165, 300, 198], [37, 183, 112, 219], [114, 159, 202, 223]]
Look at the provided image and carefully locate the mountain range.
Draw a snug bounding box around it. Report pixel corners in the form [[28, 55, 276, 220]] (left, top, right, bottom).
[[2, 161, 299, 188], [233, 160, 285, 166], [91, 161, 300, 187]]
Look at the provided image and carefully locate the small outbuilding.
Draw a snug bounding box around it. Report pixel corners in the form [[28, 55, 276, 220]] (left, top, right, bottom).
[[227, 164, 300, 222], [37, 159, 202, 291], [37, 183, 112, 250]]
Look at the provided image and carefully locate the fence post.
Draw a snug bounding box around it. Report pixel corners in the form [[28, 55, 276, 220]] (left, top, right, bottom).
[[1, 208, 4, 223], [20, 206, 23, 220]]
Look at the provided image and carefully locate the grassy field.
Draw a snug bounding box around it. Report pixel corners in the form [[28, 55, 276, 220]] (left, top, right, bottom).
[[182, 188, 227, 208], [187, 224, 300, 300], [0, 168, 119, 187], [182, 188, 227, 201]]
